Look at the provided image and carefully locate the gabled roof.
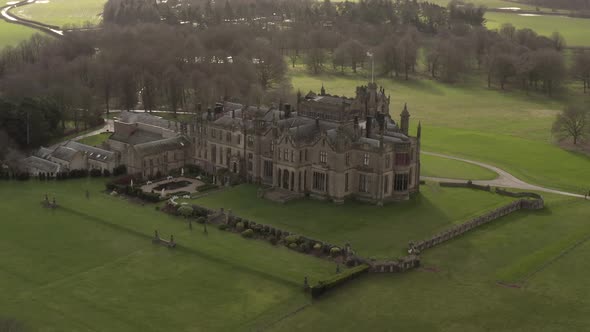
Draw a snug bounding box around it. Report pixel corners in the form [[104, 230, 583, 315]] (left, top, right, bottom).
[[63, 141, 115, 162], [110, 128, 163, 145], [50, 146, 79, 162], [119, 111, 179, 130], [134, 136, 190, 156], [22, 156, 60, 173]]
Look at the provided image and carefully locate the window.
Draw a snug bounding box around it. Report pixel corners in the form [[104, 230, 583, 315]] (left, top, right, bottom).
[[284, 149, 289, 161], [248, 153, 253, 171], [299, 150, 303, 162], [395, 153, 410, 166], [278, 148, 281, 160], [270, 141, 274, 152], [384, 175, 389, 194], [394, 173, 409, 191], [248, 136, 254, 147], [237, 135, 241, 145], [385, 155, 390, 168], [312, 172, 326, 191], [320, 151, 327, 163], [345, 173, 349, 192], [305, 149, 308, 161], [219, 146, 223, 164], [290, 150, 294, 162], [363, 153, 370, 166], [211, 129, 216, 138], [264, 160, 273, 177], [345, 152, 350, 166], [359, 174, 369, 193], [226, 132, 231, 143]]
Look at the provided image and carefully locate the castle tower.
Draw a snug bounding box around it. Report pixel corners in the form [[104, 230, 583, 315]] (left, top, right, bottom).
[[400, 103, 410, 135]]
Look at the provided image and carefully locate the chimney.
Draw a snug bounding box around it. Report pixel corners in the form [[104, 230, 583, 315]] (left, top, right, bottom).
[[284, 104, 291, 118], [376, 113, 385, 133], [365, 116, 372, 138], [232, 109, 235, 118]]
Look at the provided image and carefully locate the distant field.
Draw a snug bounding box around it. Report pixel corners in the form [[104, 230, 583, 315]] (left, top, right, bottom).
[[0, 21, 37, 49], [14, 0, 105, 28], [486, 12, 590, 47], [193, 184, 513, 258], [425, 0, 538, 10], [0, 179, 334, 331]]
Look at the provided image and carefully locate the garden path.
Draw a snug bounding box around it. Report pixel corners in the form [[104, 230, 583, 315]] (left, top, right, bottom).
[[421, 151, 585, 198]]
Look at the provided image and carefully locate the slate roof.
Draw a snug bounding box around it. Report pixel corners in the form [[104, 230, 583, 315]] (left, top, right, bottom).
[[118, 111, 179, 131], [22, 156, 60, 173], [134, 136, 190, 156], [109, 128, 163, 145], [35, 147, 52, 158], [50, 146, 79, 162], [63, 141, 115, 162]]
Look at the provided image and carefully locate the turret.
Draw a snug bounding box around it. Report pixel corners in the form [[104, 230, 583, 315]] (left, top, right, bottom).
[[320, 84, 326, 96], [400, 103, 410, 136]]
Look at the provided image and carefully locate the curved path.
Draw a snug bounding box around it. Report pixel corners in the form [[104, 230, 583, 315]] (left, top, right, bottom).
[[1, 0, 63, 37], [420, 151, 585, 199]]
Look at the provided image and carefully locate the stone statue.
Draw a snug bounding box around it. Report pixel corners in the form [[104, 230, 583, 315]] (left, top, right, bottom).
[[130, 179, 134, 188], [154, 230, 159, 239], [181, 168, 184, 177], [161, 188, 166, 197], [303, 276, 309, 288]]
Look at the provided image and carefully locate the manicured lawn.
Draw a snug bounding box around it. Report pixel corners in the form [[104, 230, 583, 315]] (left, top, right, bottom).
[[193, 183, 514, 258], [422, 126, 590, 194], [426, 0, 539, 10], [76, 132, 111, 146], [13, 0, 105, 28], [269, 193, 590, 331], [421, 153, 498, 180], [0, 179, 334, 331], [486, 12, 590, 47]]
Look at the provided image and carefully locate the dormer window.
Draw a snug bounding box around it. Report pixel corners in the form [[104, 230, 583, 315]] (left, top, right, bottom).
[[363, 153, 370, 166], [320, 151, 327, 163]]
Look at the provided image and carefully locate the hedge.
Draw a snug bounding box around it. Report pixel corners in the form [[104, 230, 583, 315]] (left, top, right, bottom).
[[310, 264, 369, 299], [196, 183, 218, 192]]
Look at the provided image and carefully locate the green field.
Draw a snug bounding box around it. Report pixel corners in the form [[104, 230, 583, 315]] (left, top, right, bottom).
[[0, 21, 37, 49], [486, 12, 590, 47], [268, 193, 590, 331], [13, 0, 105, 28], [421, 153, 498, 180], [0, 179, 335, 331], [289, 68, 590, 194], [193, 184, 514, 258], [76, 132, 111, 146]]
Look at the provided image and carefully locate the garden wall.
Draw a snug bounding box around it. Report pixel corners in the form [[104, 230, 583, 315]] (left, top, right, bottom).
[[409, 196, 544, 252]]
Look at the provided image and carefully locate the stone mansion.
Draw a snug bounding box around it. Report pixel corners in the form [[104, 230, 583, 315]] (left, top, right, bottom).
[[26, 82, 422, 204]]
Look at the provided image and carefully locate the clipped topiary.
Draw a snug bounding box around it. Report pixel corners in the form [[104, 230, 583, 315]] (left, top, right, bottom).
[[330, 247, 342, 257], [288, 243, 299, 250], [313, 243, 322, 250], [241, 229, 254, 238], [236, 222, 245, 231]]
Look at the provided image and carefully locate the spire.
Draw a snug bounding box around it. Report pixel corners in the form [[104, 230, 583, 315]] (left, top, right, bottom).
[[401, 103, 410, 116], [320, 83, 326, 96], [417, 121, 422, 139], [400, 103, 410, 136]]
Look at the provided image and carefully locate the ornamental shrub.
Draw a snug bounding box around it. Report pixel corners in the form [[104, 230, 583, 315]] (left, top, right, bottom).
[[268, 236, 278, 245], [236, 222, 245, 231], [90, 169, 102, 177], [285, 235, 300, 244], [241, 229, 254, 238], [218, 224, 229, 231], [196, 217, 206, 224], [330, 247, 342, 257], [313, 243, 322, 250], [288, 243, 298, 250], [300, 242, 311, 253]]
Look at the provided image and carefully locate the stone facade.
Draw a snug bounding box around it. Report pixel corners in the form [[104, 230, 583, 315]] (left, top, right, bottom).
[[191, 83, 422, 204]]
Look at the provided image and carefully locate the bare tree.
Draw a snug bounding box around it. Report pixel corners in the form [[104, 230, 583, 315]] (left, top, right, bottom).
[[552, 105, 589, 145], [573, 51, 590, 93]]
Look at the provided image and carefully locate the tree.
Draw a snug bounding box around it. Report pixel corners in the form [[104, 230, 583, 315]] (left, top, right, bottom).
[[552, 105, 589, 145], [178, 205, 194, 218], [573, 51, 590, 93], [305, 48, 327, 74], [550, 31, 566, 51]]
